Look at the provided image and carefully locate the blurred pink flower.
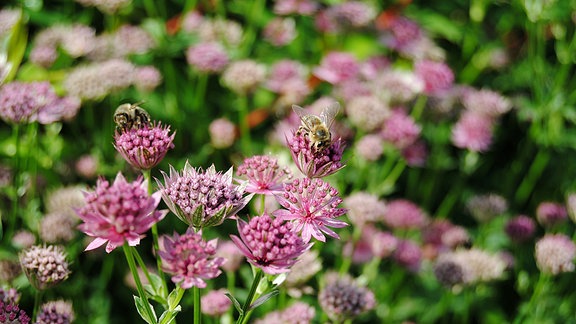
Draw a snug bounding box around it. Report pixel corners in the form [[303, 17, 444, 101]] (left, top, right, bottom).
[[221, 60, 266, 94], [77, 173, 167, 253], [451, 111, 494, 152], [313, 52, 360, 85], [383, 199, 427, 230], [231, 214, 310, 274], [394, 239, 422, 272], [344, 192, 386, 226], [355, 134, 384, 162], [414, 60, 454, 95], [114, 122, 175, 170], [274, 178, 347, 242], [237, 155, 292, 195], [401, 140, 428, 167], [535, 234, 576, 275], [505, 215, 536, 243], [255, 302, 316, 324], [381, 17, 422, 51], [215, 240, 244, 272], [319, 273, 375, 322], [209, 118, 236, 149], [462, 89, 512, 117], [159, 228, 225, 289], [201, 289, 231, 316], [273, 0, 318, 16], [186, 42, 229, 73], [263, 17, 297, 46], [381, 109, 421, 149], [133, 66, 163, 92], [345, 95, 390, 132], [536, 201, 567, 227]]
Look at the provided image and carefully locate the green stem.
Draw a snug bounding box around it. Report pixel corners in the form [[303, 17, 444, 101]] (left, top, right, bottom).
[[435, 176, 465, 218], [194, 286, 201, 324], [259, 195, 265, 215], [32, 289, 44, 321], [238, 95, 252, 155], [124, 244, 156, 323], [193, 74, 208, 112], [515, 273, 549, 324], [236, 268, 263, 324], [142, 0, 158, 18], [226, 271, 236, 320], [241, 0, 265, 57], [411, 95, 428, 121], [339, 225, 362, 274], [142, 169, 168, 297], [380, 160, 406, 194], [7, 124, 20, 240], [514, 149, 550, 207]]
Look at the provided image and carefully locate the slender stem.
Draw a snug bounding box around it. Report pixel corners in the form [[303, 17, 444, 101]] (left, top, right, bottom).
[[193, 74, 208, 112], [380, 160, 406, 194], [339, 225, 362, 274], [142, 169, 168, 296], [194, 286, 201, 324], [410, 95, 428, 121], [514, 149, 550, 207], [259, 195, 265, 215], [238, 95, 252, 155], [7, 124, 20, 240], [142, 0, 158, 18], [32, 289, 44, 321], [236, 268, 263, 324], [124, 244, 156, 323], [226, 271, 236, 320]]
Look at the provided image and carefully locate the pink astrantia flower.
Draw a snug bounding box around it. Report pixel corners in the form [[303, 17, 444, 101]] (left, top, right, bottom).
[[381, 17, 422, 52], [383, 199, 427, 230], [273, 0, 318, 16], [505, 215, 536, 243], [287, 130, 345, 178], [401, 140, 428, 167], [536, 201, 567, 227], [313, 52, 360, 85], [231, 214, 310, 274], [535, 234, 576, 275], [381, 108, 421, 150], [451, 111, 494, 152], [237, 155, 292, 195], [201, 289, 231, 316], [157, 162, 252, 229], [209, 118, 236, 149], [263, 17, 297, 46], [414, 60, 454, 94], [76, 173, 167, 253], [159, 228, 225, 289], [114, 122, 175, 170], [274, 178, 348, 243], [394, 239, 422, 272], [186, 42, 229, 73]]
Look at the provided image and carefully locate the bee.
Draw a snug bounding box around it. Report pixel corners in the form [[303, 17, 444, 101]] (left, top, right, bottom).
[[292, 102, 340, 153], [113, 101, 151, 131]]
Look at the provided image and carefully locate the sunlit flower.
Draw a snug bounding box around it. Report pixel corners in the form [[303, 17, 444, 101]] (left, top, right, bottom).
[[273, 0, 318, 16], [0, 300, 30, 324], [186, 42, 230, 73], [383, 199, 427, 230], [158, 228, 225, 289], [231, 214, 310, 274], [77, 173, 167, 253], [36, 300, 74, 324], [381, 109, 421, 149], [209, 118, 236, 149], [237, 155, 292, 195], [318, 273, 375, 322], [263, 17, 297, 46], [114, 122, 176, 170], [254, 302, 316, 324], [535, 234, 576, 275], [274, 178, 347, 243], [133, 66, 163, 92], [451, 111, 494, 152], [345, 95, 390, 132], [355, 134, 383, 162], [313, 52, 360, 85], [438, 248, 506, 284], [343, 192, 386, 227], [19, 245, 70, 290], [221, 60, 266, 94], [536, 201, 567, 227], [414, 60, 454, 94], [462, 89, 512, 117], [157, 162, 251, 229], [201, 289, 231, 317], [505, 215, 536, 243], [287, 131, 345, 179]]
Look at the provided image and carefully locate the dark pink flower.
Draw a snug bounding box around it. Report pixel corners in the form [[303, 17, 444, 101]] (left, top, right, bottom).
[[381, 17, 422, 51], [451, 111, 494, 152], [313, 52, 360, 85], [536, 201, 567, 227], [394, 239, 422, 271], [157, 163, 252, 228], [159, 228, 225, 289], [36, 300, 75, 324], [505, 215, 536, 243], [383, 199, 427, 230], [0, 300, 30, 324], [230, 214, 310, 274], [237, 155, 292, 195], [77, 173, 167, 253], [318, 273, 375, 322], [401, 140, 428, 167], [0, 81, 59, 124], [287, 130, 345, 178], [414, 60, 454, 94], [274, 178, 347, 243], [381, 109, 421, 149], [114, 122, 175, 170]]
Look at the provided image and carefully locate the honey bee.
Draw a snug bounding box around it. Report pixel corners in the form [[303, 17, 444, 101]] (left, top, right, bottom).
[[113, 102, 151, 131], [293, 102, 340, 153]]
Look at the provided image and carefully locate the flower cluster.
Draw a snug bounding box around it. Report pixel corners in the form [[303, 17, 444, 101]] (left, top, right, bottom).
[[159, 229, 225, 289], [0, 300, 30, 324], [76, 173, 167, 253], [35, 300, 75, 324], [114, 122, 175, 170], [318, 273, 375, 322], [236, 155, 291, 195], [158, 163, 251, 228], [274, 177, 348, 243], [19, 245, 71, 290], [231, 214, 310, 274], [287, 130, 345, 178]]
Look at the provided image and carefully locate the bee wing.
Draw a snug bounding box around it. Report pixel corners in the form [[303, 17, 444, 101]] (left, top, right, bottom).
[[320, 102, 340, 129], [292, 104, 315, 129]]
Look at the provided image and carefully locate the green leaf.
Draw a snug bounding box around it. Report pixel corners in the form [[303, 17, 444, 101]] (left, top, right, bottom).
[[148, 273, 167, 299], [167, 286, 183, 310], [224, 292, 243, 315], [248, 290, 279, 311], [158, 307, 181, 324], [191, 204, 205, 228], [0, 9, 28, 85], [134, 296, 157, 324]]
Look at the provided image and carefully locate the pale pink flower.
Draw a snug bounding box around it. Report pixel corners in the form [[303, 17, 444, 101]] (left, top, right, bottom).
[[159, 228, 225, 289], [536, 201, 567, 227], [230, 214, 310, 274], [263, 17, 297, 46], [76, 173, 167, 253], [462, 89, 512, 117], [254, 302, 316, 324], [355, 134, 384, 162], [209, 118, 236, 149], [394, 239, 422, 271], [414, 60, 454, 95], [237, 155, 292, 195], [186, 42, 229, 73], [273, 0, 318, 16], [221, 60, 266, 94], [215, 240, 244, 272], [274, 178, 348, 243], [19, 245, 70, 290], [133, 66, 162, 92], [535, 234, 576, 275], [451, 111, 494, 152], [381, 109, 421, 149], [343, 192, 386, 226], [114, 122, 175, 170], [313, 52, 360, 85], [383, 199, 427, 229], [345, 95, 390, 132], [201, 289, 231, 316]]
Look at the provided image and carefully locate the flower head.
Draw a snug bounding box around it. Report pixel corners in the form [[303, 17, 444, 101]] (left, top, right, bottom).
[[0, 81, 57, 124], [159, 228, 224, 289], [0, 300, 30, 324], [466, 193, 508, 223], [505, 215, 536, 243], [39, 212, 79, 243], [36, 300, 74, 324], [414, 60, 454, 94], [209, 118, 236, 149], [186, 42, 229, 73], [433, 258, 465, 287], [287, 131, 345, 179], [394, 239, 422, 271], [274, 178, 347, 243], [221, 60, 266, 94], [133, 66, 162, 92], [114, 122, 175, 170], [263, 17, 297, 46], [237, 155, 292, 195], [0, 287, 20, 305], [381, 109, 421, 150], [273, 0, 318, 16], [285, 249, 322, 290], [313, 52, 360, 85], [451, 111, 494, 152], [437, 249, 507, 284], [402, 140, 428, 167], [343, 192, 386, 227], [383, 199, 427, 230], [371, 230, 398, 258], [345, 95, 390, 132], [536, 201, 567, 227], [318, 273, 375, 322], [231, 214, 310, 274], [19, 245, 70, 290], [215, 240, 245, 272], [201, 289, 231, 317], [535, 234, 576, 275], [158, 162, 251, 229], [355, 134, 383, 162], [77, 173, 167, 253], [254, 302, 316, 324], [462, 89, 512, 117]]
